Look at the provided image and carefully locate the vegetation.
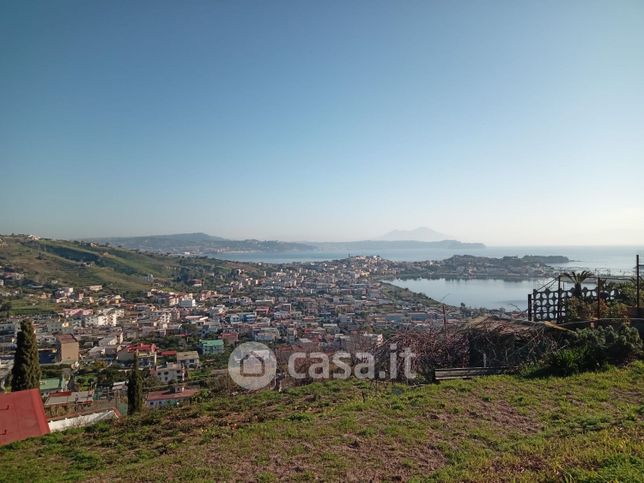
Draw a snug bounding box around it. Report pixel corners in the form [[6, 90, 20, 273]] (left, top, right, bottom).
[[0, 301, 11, 317], [127, 356, 144, 415], [526, 325, 643, 377], [564, 297, 629, 322], [613, 278, 644, 307], [93, 232, 314, 255], [380, 282, 441, 306], [563, 270, 594, 297], [0, 235, 259, 298], [561, 274, 637, 323], [0, 364, 642, 481], [10, 320, 41, 391]]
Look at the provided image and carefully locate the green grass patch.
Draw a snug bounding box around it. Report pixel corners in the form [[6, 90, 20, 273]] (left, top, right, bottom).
[[0, 363, 642, 481]]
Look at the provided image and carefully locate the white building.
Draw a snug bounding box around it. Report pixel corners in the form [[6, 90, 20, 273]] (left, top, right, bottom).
[[179, 297, 197, 308], [153, 362, 185, 384], [84, 314, 108, 327], [176, 351, 200, 369]]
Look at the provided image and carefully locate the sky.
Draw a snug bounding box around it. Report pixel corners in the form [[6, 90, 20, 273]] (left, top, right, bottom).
[[1, 0, 643, 245]]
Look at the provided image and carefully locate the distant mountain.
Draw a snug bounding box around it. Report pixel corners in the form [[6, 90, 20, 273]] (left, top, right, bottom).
[[86, 233, 315, 255], [85, 232, 485, 256], [312, 240, 485, 251], [377, 227, 450, 242]]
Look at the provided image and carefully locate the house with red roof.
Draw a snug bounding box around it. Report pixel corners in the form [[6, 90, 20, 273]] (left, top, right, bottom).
[[116, 342, 157, 366], [0, 389, 50, 445]]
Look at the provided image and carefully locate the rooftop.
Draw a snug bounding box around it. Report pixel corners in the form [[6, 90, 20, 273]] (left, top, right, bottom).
[[146, 388, 199, 402]]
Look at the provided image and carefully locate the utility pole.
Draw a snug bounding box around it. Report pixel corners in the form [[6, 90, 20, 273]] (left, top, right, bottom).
[[596, 276, 601, 321], [442, 304, 447, 333], [637, 255, 641, 315], [557, 275, 562, 324]]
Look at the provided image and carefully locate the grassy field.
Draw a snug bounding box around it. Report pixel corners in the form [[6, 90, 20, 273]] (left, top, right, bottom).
[[1, 363, 642, 481], [380, 282, 441, 307]]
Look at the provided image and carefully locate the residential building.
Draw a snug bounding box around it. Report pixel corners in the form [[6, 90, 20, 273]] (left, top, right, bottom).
[[176, 351, 200, 368], [198, 339, 224, 355], [0, 389, 50, 446], [0, 321, 17, 352], [116, 343, 157, 367], [55, 334, 79, 364], [220, 332, 239, 346], [145, 387, 199, 409], [153, 362, 185, 384]]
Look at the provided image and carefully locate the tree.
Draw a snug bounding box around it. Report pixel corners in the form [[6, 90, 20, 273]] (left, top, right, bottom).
[[563, 271, 594, 298], [11, 320, 41, 391], [0, 301, 11, 317], [127, 354, 144, 415]]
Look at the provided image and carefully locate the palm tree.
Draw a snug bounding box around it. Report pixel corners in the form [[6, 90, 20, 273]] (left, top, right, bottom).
[[563, 270, 594, 298]]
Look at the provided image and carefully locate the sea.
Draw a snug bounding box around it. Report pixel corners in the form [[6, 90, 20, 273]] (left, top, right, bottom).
[[215, 245, 644, 310]]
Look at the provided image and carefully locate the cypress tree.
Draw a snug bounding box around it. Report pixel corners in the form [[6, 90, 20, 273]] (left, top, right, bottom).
[[11, 320, 41, 391], [127, 354, 144, 415]]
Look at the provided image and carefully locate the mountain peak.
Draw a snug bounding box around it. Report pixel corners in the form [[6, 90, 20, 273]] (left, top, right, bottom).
[[376, 227, 450, 242]]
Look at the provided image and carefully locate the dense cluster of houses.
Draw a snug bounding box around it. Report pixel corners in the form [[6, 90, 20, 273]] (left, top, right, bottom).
[[0, 255, 470, 438]]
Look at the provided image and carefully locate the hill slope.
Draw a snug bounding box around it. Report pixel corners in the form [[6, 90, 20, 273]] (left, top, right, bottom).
[[88, 232, 315, 255], [0, 235, 253, 294], [1, 364, 642, 481]]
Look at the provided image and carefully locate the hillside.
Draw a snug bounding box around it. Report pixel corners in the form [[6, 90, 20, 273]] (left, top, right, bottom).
[[1, 364, 642, 481], [89, 233, 315, 255], [85, 233, 487, 257], [0, 235, 255, 295]]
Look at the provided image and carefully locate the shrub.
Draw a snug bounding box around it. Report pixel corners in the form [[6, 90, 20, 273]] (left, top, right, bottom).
[[528, 325, 643, 377], [190, 389, 212, 403], [564, 297, 598, 322], [564, 298, 630, 323], [564, 297, 628, 322], [541, 347, 597, 376]]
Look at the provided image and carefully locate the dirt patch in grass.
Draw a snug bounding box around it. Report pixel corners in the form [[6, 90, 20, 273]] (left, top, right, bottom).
[[471, 399, 542, 434]]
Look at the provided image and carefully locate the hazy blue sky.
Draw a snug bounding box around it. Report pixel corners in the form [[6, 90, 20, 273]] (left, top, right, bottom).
[[1, 1, 643, 244]]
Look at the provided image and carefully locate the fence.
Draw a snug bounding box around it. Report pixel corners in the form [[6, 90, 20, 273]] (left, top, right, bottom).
[[528, 254, 642, 322], [528, 283, 618, 322], [433, 366, 513, 381]]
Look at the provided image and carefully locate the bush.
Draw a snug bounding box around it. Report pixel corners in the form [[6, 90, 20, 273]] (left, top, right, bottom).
[[564, 297, 598, 322], [527, 325, 643, 377], [564, 297, 630, 323], [190, 389, 212, 403], [541, 347, 599, 376]]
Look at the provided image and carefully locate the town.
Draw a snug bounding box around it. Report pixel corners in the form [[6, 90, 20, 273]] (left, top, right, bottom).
[[3, 235, 513, 431], [3, 233, 641, 437], [393, 254, 569, 280], [2, 1, 643, 478]]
